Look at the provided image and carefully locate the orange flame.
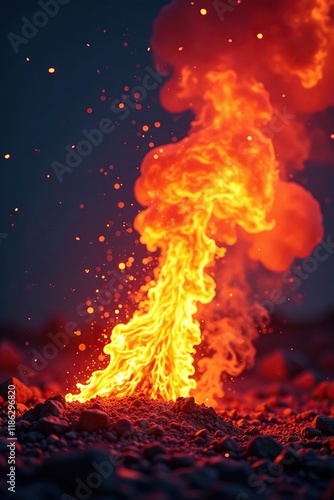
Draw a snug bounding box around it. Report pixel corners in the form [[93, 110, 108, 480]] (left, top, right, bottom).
[[66, 0, 333, 404]]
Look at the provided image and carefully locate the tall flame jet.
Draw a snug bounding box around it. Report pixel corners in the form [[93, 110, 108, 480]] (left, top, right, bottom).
[[67, 0, 333, 404]]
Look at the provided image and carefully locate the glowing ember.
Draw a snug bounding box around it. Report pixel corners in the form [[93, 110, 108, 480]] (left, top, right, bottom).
[[66, 0, 333, 404]]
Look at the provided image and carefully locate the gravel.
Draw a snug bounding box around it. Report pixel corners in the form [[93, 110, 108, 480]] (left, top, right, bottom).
[[0, 373, 334, 500]]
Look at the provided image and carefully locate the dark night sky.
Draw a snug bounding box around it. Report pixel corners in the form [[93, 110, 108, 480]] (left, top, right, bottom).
[[0, 0, 333, 338]]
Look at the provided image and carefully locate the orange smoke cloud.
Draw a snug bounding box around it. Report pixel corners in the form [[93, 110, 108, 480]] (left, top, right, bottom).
[[151, 0, 334, 113], [246, 181, 324, 272]]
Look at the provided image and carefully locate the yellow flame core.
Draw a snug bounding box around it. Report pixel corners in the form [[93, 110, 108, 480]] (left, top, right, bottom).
[[66, 69, 278, 403]]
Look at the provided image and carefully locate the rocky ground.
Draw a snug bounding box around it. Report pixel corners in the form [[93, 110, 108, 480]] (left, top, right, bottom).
[[0, 318, 334, 500], [0, 367, 334, 500]]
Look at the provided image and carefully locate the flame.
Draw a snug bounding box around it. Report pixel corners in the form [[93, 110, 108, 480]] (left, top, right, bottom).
[[66, 0, 333, 404]]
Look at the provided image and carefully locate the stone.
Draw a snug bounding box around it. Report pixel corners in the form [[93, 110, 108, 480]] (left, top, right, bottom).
[[48, 394, 66, 408], [148, 425, 164, 436], [274, 446, 304, 471], [293, 370, 318, 389], [303, 427, 322, 439], [25, 431, 45, 442], [31, 448, 118, 492], [113, 418, 134, 437], [134, 418, 149, 429], [143, 443, 166, 459], [0, 340, 22, 368], [297, 410, 317, 421], [313, 381, 334, 401], [214, 436, 241, 453], [311, 415, 334, 435], [32, 416, 70, 436], [174, 396, 196, 414], [195, 428, 209, 439], [0, 377, 32, 403], [104, 431, 117, 442], [258, 349, 307, 381], [77, 409, 109, 432], [39, 399, 65, 419], [167, 454, 195, 469], [246, 435, 283, 459], [207, 456, 253, 483]]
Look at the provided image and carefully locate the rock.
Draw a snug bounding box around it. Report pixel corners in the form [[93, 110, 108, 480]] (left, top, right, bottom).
[[258, 349, 307, 381], [64, 431, 78, 440], [143, 443, 166, 459], [30, 386, 43, 399], [274, 446, 304, 471], [213, 436, 241, 453], [104, 431, 117, 442], [91, 402, 106, 411], [25, 431, 45, 442], [170, 421, 183, 430], [11, 481, 63, 500], [148, 425, 164, 436], [113, 418, 134, 437], [195, 428, 209, 439], [16, 403, 28, 414], [303, 427, 322, 438], [167, 454, 195, 469], [0, 340, 22, 368], [206, 456, 253, 483], [122, 451, 141, 466], [0, 377, 32, 403], [293, 370, 318, 389], [48, 394, 66, 408], [311, 415, 334, 435], [134, 418, 149, 429], [297, 410, 317, 421], [77, 409, 109, 432], [255, 402, 274, 413], [329, 437, 334, 455], [313, 381, 334, 401], [174, 396, 196, 414], [32, 416, 70, 436], [203, 406, 217, 418], [46, 434, 60, 445], [194, 436, 206, 445], [247, 427, 261, 436], [31, 448, 118, 492], [16, 419, 30, 433], [39, 399, 65, 419], [246, 436, 283, 459], [187, 465, 218, 489]]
